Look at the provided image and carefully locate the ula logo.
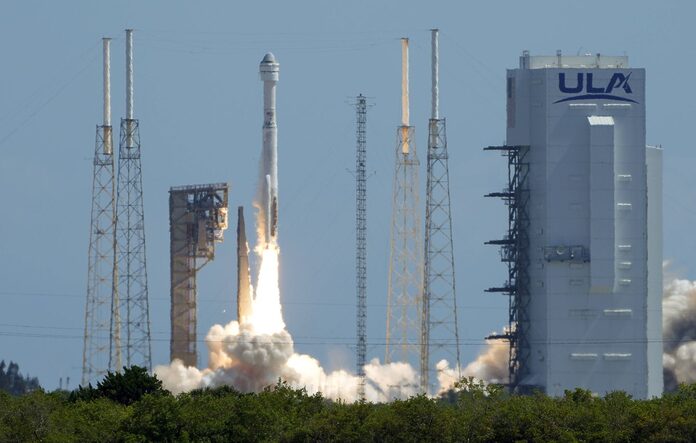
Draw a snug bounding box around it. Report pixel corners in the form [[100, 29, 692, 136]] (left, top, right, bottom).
[[554, 72, 637, 104]]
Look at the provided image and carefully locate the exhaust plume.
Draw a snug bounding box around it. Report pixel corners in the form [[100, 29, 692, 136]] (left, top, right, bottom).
[[662, 275, 696, 391]]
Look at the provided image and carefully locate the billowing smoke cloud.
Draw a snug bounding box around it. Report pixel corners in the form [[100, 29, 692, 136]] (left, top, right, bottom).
[[430, 337, 508, 395], [461, 339, 509, 384], [155, 319, 424, 402], [662, 276, 696, 391]]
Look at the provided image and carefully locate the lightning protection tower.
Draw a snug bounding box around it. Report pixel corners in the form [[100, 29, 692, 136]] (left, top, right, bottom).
[[386, 38, 423, 366], [112, 29, 152, 370], [354, 94, 369, 400], [82, 38, 117, 386], [169, 183, 229, 367], [421, 29, 461, 394]]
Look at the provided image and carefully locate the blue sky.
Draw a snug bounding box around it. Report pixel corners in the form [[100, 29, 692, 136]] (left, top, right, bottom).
[[1, 0, 694, 389]]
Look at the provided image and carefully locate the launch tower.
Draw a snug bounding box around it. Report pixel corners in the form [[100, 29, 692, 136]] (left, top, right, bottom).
[[169, 183, 229, 367]]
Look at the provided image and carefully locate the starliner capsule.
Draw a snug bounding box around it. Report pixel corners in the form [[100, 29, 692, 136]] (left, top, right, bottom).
[[259, 52, 279, 246]]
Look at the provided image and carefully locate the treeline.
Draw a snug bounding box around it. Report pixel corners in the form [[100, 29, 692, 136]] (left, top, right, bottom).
[[0, 367, 695, 442]]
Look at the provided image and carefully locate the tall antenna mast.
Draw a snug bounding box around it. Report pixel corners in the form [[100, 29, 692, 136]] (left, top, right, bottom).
[[82, 37, 117, 385], [113, 29, 152, 370], [354, 94, 369, 400], [386, 38, 423, 369], [421, 28, 461, 393]]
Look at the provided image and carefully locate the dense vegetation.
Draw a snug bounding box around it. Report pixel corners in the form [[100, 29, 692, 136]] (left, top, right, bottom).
[[1, 367, 695, 442]]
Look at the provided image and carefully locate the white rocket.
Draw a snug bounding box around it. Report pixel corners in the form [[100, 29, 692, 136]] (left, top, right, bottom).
[[259, 53, 279, 246]]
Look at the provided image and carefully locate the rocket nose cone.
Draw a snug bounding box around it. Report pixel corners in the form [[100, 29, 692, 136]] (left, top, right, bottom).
[[261, 52, 276, 64]]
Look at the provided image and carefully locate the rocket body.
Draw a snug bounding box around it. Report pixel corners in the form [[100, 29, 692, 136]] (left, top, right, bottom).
[[260, 53, 279, 246], [236, 206, 253, 324]]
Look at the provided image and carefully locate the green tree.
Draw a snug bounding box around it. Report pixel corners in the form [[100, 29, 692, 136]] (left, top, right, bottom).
[[96, 366, 168, 405], [122, 393, 181, 442], [49, 397, 128, 442]]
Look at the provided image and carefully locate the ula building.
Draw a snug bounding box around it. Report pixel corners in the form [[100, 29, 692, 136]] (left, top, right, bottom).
[[486, 52, 662, 398]]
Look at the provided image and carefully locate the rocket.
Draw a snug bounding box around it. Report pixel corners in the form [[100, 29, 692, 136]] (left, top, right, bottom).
[[237, 52, 279, 323], [236, 206, 253, 323], [259, 53, 279, 246]]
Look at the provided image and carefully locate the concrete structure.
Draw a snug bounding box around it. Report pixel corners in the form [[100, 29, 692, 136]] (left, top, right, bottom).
[[487, 52, 662, 398], [169, 183, 228, 366]]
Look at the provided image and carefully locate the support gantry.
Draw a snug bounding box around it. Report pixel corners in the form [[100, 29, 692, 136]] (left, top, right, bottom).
[[169, 183, 228, 367], [484, 144, 530, 391]]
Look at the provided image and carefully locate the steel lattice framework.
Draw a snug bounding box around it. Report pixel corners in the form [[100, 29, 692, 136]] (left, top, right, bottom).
[[82, 123, 116, 386], [354, 95, 368, 400], [419, 28, 461, 394], [421, 116, 461, 393], [112, 117, 152, 370], [484, 145, 530, 391], [385, 124, 422, 366]]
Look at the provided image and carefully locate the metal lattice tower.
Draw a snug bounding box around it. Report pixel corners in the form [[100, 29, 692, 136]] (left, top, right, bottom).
[[169, 183, 229, 367], [484, 144, 530, 391], [421, 29, 461, 394], [386, 38, 423, 366], [112, 29, 152, 370], [354, 94, 368, 400], [82, 38, 117, 386]]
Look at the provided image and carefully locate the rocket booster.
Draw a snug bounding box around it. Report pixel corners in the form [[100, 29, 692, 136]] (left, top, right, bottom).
[[260, 53, 279, 246], [236, 206, 253, 324]]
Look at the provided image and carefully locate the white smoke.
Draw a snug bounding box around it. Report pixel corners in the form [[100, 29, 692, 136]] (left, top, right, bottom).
[[155, 318, 428, 402], [662, 275, 696, 391], [461, 338, 509, 384]]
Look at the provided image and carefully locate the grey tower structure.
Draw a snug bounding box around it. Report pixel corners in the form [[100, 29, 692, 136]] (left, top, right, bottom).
[[485, 52, 662, 398], [169, 183, 228, 367]]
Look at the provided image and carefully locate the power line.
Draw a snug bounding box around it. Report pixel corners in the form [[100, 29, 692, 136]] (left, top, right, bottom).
[[0, 291, 505, 309], [0, 328, 690, 347]]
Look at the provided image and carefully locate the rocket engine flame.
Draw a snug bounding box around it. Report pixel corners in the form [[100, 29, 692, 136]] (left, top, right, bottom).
[[248, 245, 285, 335]]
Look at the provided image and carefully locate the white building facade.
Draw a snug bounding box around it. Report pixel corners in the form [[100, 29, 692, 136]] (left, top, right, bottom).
[[501, 52, 662, 398]]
